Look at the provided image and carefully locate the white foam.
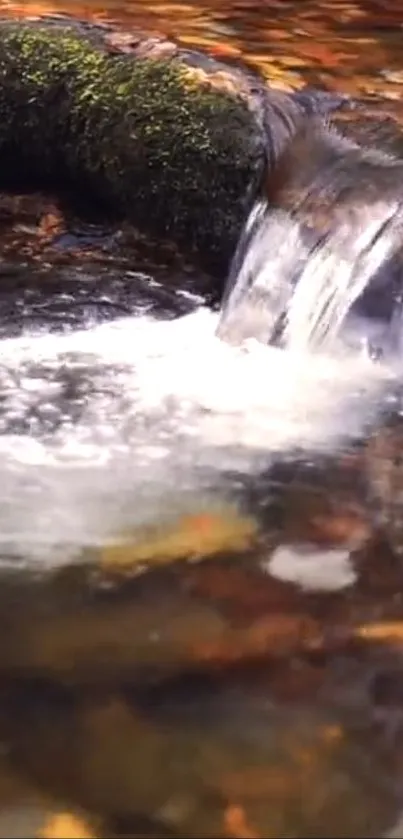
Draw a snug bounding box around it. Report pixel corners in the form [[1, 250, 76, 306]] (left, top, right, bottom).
[[0, 307, 392, 563], [0, 307, 390, 451]]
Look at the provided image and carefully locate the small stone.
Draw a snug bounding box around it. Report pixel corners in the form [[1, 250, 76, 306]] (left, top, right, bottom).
[[263, 543, 357, 592]]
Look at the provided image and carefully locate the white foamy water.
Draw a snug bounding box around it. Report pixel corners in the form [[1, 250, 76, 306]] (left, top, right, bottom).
[[0, 306, 393, 564]]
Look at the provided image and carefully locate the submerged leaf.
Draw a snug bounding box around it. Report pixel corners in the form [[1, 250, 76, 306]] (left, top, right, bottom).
[[100, 509, 258, 570], [355, 622, 403, 643], [39, 811, 95, 839]]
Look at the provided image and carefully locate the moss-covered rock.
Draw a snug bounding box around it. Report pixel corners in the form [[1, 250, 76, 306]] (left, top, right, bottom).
[[0, 16, 278, 277], [0, 15, 350, 282]]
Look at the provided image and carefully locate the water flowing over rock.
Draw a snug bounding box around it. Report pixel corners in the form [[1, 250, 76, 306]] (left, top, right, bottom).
[[217, 123, 403, 357]]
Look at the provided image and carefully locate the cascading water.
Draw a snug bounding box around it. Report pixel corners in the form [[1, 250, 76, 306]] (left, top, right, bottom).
[[0, 129, 401, 566], [216, 124, 403, 357]]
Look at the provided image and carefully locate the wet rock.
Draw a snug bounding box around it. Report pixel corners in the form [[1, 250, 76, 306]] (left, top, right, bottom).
[[364, 416, 403, 558], [332, 101, 403, 159], [0, 559, 325, 684]]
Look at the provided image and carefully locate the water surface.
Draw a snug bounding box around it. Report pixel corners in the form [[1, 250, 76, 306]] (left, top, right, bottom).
[[0, 2, 401, 838]]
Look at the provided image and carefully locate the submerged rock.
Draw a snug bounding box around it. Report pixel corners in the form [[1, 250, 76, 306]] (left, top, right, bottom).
[[0, 677, 399, 839], [365, 414, 403, 558], [0, 457, 398, 836]]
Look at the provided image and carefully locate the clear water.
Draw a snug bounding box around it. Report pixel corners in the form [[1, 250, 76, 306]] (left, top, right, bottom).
[[0, 4, 402, 837]]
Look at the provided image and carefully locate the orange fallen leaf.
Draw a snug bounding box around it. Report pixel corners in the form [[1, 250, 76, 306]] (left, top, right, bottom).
[[264, 28, 292, 41], [100, 508, 258, 570], [210, 43, 242, 59], [355, 622, 403, 643], [151, 2, 196, 13], [224, 804, 260, 839], [298, 43, 354, 68], [178, 34, 217, 48], [38, 812, 95, 839]]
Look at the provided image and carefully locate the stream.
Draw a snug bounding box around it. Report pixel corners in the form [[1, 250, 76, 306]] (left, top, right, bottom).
[[0, 2, 402, 838]]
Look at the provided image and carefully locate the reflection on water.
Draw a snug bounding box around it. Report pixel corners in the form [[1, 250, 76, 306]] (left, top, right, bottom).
[[0, 1, 402, 837]]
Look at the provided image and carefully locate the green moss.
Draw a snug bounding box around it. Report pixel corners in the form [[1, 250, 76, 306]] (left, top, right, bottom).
[[0, 20, 265, 274]]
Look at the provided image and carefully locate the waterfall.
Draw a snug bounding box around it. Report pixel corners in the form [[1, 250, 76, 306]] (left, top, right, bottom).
[[216, 123, 403, 357]]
